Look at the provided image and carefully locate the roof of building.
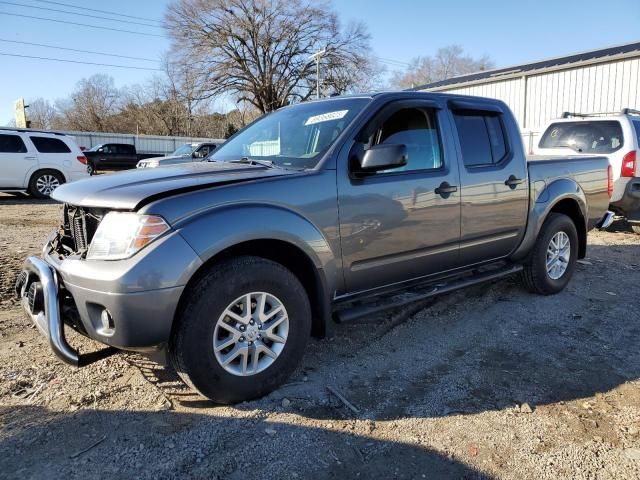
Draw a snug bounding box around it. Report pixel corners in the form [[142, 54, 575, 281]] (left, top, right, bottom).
[[414, 41, 640, 91]]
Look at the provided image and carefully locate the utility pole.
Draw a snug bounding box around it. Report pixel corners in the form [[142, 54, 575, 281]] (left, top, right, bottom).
[[309, 49, 326, 99]]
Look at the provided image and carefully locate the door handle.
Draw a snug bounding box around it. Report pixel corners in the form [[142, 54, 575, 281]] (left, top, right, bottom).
[[24, 156, 37, 160], [505, 175, 524, 188], [435, 181, 458, 197]]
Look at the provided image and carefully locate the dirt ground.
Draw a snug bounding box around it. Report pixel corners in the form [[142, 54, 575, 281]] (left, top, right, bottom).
[[0, 192, 639, 480]]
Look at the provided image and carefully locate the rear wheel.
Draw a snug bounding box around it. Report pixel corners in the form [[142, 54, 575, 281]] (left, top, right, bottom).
[[28, 170, 64, 199], [630, 224, 640, 235], [169, 256, 311, 404], [521, 213, 578, 295]]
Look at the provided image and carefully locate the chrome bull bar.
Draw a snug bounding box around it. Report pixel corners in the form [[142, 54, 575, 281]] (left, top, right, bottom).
[[17, 256, 80, 366]]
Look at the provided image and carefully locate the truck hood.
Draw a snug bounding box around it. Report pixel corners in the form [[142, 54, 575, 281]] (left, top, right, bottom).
[[141, 154, 189, 163], [52, 161, 295, 210]]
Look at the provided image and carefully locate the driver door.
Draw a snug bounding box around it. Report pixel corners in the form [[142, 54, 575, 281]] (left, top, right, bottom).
[[337, 100, 462, 294]]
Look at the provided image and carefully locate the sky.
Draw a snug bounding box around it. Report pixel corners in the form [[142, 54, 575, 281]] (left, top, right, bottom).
[[0, 0, 639, 125]]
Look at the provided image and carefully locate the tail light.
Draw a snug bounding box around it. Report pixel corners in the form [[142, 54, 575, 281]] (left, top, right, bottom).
[[621, 151, 636, 177], [607, 164, 614, 197], [77, 155, 87, 165]]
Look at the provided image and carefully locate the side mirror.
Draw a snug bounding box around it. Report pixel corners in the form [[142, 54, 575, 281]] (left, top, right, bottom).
[[358, 144, 408, 172], [97, 148, 104, 153]]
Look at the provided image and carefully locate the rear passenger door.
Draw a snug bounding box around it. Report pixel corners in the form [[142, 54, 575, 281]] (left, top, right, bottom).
[[0, 133, 34, 188], [117, 144, 136, 168], [450, 100, 528, 265], [29, 136, 72, 177]]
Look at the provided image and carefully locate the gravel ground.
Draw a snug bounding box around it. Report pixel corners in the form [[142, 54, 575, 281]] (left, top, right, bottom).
[[0, 193, 639, 479]]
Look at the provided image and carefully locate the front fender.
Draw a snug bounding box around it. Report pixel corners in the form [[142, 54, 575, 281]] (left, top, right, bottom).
[[176, 203, 337, 287], [510, 178, 587, 261]]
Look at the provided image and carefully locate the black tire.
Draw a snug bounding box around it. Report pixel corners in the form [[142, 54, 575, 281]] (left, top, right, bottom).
[[28, 169, 64, 199], [87, 162, 96, 176], [630, 224, 640, 235], [520, 213, 578, 295], [169, 256, 312, 404]]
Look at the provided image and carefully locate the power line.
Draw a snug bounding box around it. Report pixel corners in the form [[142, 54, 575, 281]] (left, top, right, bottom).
[[0, 1, 164, 28], [0, 38, 158, 62], [0, 52, 164, 71], [374, 56, 412, 68], [0, 12, 165, 37], [32, 0, 163, 24]]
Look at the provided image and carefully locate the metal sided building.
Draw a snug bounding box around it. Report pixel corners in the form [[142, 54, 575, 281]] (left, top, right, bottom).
[[416, 41, 640, 151]]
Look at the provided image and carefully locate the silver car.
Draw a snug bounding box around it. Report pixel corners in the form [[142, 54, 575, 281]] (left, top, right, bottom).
[[137, 142, 219, 168]]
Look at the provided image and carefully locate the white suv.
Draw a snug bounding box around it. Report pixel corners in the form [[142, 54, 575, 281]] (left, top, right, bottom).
[[0, 128, 89, 198], [534, 109, 640, 233]]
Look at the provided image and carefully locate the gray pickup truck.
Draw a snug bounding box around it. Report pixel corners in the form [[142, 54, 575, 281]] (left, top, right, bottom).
[[16, 92, 614, 403]]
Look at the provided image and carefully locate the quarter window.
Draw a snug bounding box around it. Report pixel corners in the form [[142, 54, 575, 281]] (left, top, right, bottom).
[[0, 134, 27, 153], [30, 136, 71, 153], [453, 112, 509, 167]]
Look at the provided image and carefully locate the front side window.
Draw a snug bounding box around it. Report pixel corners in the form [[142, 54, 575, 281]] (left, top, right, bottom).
[[209, 98, 370, 169], [30, 136, 71, 153], [539, 121, 623, 153], [0, 134, 27, 153], [361, 107, 443, 173], [453, 112, 508, 167]]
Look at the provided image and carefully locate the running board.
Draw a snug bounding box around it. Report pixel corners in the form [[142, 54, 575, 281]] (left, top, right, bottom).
[[334, 264, 523, 324]]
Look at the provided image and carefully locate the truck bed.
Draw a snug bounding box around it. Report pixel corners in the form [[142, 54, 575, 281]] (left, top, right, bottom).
[[527, 154, 610, 230]]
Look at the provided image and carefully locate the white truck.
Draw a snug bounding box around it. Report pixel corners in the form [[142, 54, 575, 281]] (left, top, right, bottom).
[[0, 127, 89, 198], [534, 109, 640, 233]]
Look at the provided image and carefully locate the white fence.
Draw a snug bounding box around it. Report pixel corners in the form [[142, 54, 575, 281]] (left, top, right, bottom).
[[60, 130, 225, 155]]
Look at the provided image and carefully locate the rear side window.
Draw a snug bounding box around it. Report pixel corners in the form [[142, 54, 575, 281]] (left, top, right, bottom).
[[539, 121, 623, 153], [453, 112, 508, 167], [30, 136, 71, 153], [633, 120, 640, 147], [0, 134, 27, 153], [116, 144, 135, 154]]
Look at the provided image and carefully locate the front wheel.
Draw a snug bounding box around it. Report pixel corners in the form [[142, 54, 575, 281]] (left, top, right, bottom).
[[28, 170, 64, 199], [87, 162, 96, 176], [169, 256, 311, 404], [630, 224, 640, 235], [520, 213, 578, 295]]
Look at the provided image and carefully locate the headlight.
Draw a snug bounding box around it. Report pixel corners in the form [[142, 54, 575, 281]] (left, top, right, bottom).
[[86, 212, 170, 260]]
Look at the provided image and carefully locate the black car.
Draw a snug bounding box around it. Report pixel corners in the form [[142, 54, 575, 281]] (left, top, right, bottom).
[[84, 143, 156, 175]]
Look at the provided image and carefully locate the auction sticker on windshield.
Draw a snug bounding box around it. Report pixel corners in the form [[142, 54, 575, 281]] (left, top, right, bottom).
[[305, 110, 349, 126]]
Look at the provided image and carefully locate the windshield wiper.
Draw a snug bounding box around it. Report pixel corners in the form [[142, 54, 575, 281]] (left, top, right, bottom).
[[227, 157, 276, 168]]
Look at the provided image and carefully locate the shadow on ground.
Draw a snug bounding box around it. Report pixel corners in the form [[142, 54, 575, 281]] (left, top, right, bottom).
[[0, 405, 489, 479], [166, 244, 640, 423]]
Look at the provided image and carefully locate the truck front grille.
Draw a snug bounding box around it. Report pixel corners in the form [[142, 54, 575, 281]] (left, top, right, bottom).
[[63, 205, 105, 255]]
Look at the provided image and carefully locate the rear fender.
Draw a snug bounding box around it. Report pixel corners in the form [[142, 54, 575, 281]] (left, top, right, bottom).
[[510, 178, 587, 261]]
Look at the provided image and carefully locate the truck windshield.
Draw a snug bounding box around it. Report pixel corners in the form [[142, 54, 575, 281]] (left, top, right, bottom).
[[209, 98, 370, 169], [171, 144, 195, 156], [539, 121, 623, 153], [86, 144, 104, 152]]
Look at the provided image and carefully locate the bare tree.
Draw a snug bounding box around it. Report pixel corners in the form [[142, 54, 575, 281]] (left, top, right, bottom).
[[56, 74, 121, 131], [26, 98, 59, 129], [391, 45, 494, 90], [165, 0, 374, 113]]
